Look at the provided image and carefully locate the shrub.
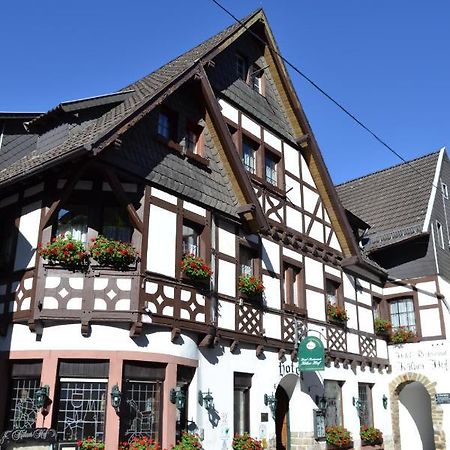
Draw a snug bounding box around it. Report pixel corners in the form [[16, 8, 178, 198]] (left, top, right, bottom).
[[90, 235, 139, 270], [238, 275, 264, 296], [38, 234, 89, 269], [180, 254, 212, 280], [360, 426, 383, 445], [325, 426, 352, 448], [374, 318, 392, 334], [171, 432, 203, 449], [326, 303, 348, 323], [232, 433, 263, 450], [119, 436, 160, 450], [77, 437, 105, 450], [390, 326, 416, 344]]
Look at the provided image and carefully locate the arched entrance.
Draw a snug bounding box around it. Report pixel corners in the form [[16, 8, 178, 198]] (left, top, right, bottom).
[[389, 373, 446, 450], [275, 384, 289, 450]]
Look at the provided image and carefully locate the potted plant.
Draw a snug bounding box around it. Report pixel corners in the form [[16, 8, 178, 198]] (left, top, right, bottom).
[[119, 436, 160, 449], [238, 275, 264, 297], [172, 432, 203, 449], [77, 437, 105, 449], [38, 234, 89, 270], [90, 235, 139, 270], [232, 433, 263, 450], [180, 254, 213, 281], [360, 426, 383, 449], [390, 326, 416, 344], [325, 426, 353, 449], [326, 302, 348, 325], [374, 318, 392, 337]]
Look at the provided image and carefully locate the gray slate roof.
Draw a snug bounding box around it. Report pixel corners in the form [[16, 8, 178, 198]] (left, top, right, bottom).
[[0, 10, 259, 188], [336, 151, 440, 250]]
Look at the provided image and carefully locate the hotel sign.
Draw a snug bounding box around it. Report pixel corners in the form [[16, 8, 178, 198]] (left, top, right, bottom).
[[298, 336, 325, 372], [0, 428, 57, 447]]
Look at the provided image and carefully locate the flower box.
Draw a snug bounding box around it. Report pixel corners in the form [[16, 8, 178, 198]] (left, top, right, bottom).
[[325, 426, 352, 449], [389, 327, 417, 344], [180, 254, 212, 281], [360, 426, 383, 449], [374, 318, 392, 337], [326, 303, 348, 325], [361, 444, 384, 450], [77, 437, 105, 449], [326, 443, 353, 450], [119, 435, 161, 449], [90, 235, 139, 270], [238, 275, 264, 297], [232, 433, 263, 450], [38, 234, 89, 271]]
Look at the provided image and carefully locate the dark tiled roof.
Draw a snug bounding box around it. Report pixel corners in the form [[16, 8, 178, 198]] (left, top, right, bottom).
[[336, 151, 441, 250], [0, 10, 261, 187]]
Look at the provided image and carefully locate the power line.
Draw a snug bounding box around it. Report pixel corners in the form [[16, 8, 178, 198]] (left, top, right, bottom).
[[209, 0, 440, 187]]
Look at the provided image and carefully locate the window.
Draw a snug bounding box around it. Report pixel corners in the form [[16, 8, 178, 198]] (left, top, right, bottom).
[[390, 297, 416, 332], [358, 383, 373, 427], [157, 112, 171, 139], [242, 138, 257, 174], [265, 152, 279, 186], [184, 124, 203, 156], [120, 362, 165, 445], [182, 221, 200, 256], [56, 204, 88, 243], [442, 182, 448, 199], [436, 221, 445, 248], [236, 54, 247, 81], [102, 206, 133, 242], [239, 246, 255, 277], [324, 380, 343, 427], [0, 217, 15, 270], [6, 361, 42, 430], [55, 360, 109, 443], [325, 278, 341, 306], [250, 65, 263, 94], [234, 373, 252, 435], [283, 262, 304, 310]]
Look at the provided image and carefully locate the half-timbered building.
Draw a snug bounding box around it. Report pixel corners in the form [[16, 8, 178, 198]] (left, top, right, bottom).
[[0, 8, 445, 450]]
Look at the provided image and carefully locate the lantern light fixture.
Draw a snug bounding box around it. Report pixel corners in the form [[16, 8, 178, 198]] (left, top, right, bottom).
[[34, 385, 50, 409], [382, 394, 388, 409], [110, 384, 122, 412], [170, 387, 186, 411], [264, 393, 277, 419], [198, 389, 214, 411]]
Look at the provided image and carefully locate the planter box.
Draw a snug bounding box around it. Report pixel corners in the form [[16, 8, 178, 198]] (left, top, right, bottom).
[[327, 317, 347, 327], [326, 443, 353, 450], [361, 444, 384, 450]]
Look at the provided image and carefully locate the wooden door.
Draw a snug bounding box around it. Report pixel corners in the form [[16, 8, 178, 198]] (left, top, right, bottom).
[[275, 386, 289, 450]]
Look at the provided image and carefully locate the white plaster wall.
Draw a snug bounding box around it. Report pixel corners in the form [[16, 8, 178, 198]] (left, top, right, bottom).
[[420, 308, 442, 337], [416, 280, 438, 306], [309, 220, 324, 243], [302, 186, 319, 214], [304, 257, 323, 289], [264, 312, 281, 340], [263, 274, 281, 310], [183, 201, 206, 217], [218, 300, 235, 330], [218, 99, 239, 124], [300, 156, 316, 188], [345, 303, 357, 330], [14, 201, 41, 271], [283, 143, 299, 178], [347, 332, 359, 354], [286, 206, 303, 232], [357, 289, 372, 306], [376, 339, 388, 359], [306, 290, 325, 321], [358, 306, 374, 333], [324, 265, 340, 278], [150, 187, 177, 205], [241, 114, 260, 138], [217, 223, 235, 257], [282, 247, 302, 263], [329, 232, 342, 252], [263, 130, 281, 151], [342, 274, 356, 300], [383, 285, 413, 296], [217, 259, 236, 297], [285, 176, 301, 208], [147, 204, 177, 277], [262, 238, 280, 274]]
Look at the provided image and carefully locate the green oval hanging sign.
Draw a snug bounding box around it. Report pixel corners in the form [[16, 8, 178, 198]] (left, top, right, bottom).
[[298, 336, 325, 372]]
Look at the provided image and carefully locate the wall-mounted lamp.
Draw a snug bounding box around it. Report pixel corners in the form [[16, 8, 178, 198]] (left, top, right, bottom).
[[353, 397, 362, 412], [264, 393, 277, 419], [170, 387, 186, 411], [198, 390, 214, 411], [34, 385, 50, 409], [382, 394, 388, 409], [110, 384, 122, 412], [316, 395, 327, 411]]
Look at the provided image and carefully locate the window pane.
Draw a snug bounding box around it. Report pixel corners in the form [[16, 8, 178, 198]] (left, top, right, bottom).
[[103, 206, 132, 242], [324, 380, 342, 427], [326, 279, 338, 305], [240, 247, 253, 276], [242, 139, 256, 174], [185, 129, 197, 153], [158, 113, 170, 139], [120, 380, 162, 444], [265, 153, 277, 186], [390, 298, 416, 331], [56, 205, 88, 243], [182, 223, 199, 256], [56, 380, 107, 442], [7, 378, 40, 430], [358, 384, 372, 427]]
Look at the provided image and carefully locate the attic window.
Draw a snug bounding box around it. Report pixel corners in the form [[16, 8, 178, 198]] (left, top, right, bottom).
[[242, 137, 257, 175], [250, 65, 263, 94], [158, 112, 171, 139], [441, 182, 448, 199], [436, 221, 445, 249], [184, 123, 204, 156], [236, 54, 247, 81]]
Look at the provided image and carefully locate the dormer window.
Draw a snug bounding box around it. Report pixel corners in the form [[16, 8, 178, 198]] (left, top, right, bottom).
[[265, 152, 279, 186], [157, 112, 171, 139], [250, 65, 263, 94], [236, 54, 247, 81], [442, 182, 448, 199], [184, 123, 204, 156]]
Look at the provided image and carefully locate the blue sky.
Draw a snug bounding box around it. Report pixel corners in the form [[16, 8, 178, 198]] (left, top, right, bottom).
[[1, 1, 449, 184]]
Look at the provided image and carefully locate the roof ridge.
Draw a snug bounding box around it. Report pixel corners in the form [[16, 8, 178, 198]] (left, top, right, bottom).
[[336, 149, 442, 188]]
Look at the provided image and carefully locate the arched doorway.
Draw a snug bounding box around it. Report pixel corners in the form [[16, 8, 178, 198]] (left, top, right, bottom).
[[389, 373, 446, 450], [275, 384, 289, 450]]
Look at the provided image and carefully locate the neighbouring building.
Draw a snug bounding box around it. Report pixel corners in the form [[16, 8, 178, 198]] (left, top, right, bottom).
[[0, 8, 447, 450]]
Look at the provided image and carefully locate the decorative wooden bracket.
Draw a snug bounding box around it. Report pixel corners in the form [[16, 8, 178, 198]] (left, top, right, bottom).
[[230, 340, 239, 354], [81, 320, 91, 337], [290, 349, 298, 362], [28, 318, 43, 336], [278, 348, 286, 361], [171, 327, 181, 342], [129, 321, 143, 337]]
